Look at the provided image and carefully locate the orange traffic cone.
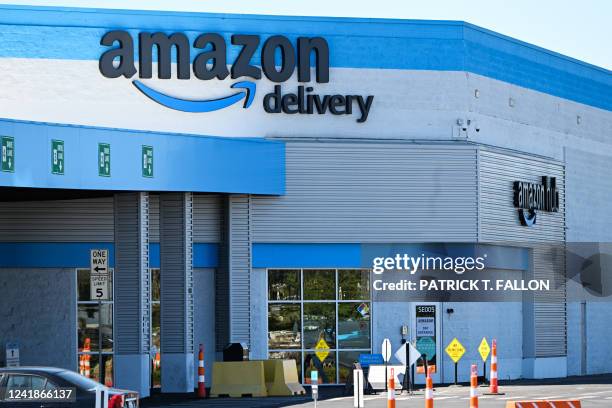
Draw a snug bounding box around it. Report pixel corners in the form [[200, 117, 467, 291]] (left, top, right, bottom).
[[198, 344, 206, 398], [154, 352, 160, 369], [470, 364, 478, 408], [80, 338, 91, 378], [387, 367, 395, 408], [485, 339, 504, 395], [425, 366, 434, 408]]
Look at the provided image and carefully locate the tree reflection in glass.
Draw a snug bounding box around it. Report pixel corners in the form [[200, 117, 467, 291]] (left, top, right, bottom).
[[268, 304, 301, 349]]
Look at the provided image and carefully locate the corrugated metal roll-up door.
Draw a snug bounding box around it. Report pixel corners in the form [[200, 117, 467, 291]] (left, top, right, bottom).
[[0, 197, 114, 242], [215, 197, 230, 351], [194, 194, 223, 243], [150, 194, 222, 243], [159, 193, 194, 354], [478, 147, 567, 358]]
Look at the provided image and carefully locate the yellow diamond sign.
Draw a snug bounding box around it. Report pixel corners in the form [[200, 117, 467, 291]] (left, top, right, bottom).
[[445, 337, 466, 363], [315, 338, 330, 362], [478, 337, 491, 362]]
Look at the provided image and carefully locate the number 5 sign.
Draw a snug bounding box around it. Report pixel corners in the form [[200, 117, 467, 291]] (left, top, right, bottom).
[[90, 249, 109, 300]]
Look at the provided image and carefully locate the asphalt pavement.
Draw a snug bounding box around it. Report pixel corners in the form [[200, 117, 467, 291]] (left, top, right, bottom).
[[141, 375, 612, 407]]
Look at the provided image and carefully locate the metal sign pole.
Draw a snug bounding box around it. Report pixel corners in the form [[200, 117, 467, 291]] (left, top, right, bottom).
[[454, 362, 458, 386], [406, 342, 411, 394], [483, 361, 487, 385], [99, 299, 102, 383]]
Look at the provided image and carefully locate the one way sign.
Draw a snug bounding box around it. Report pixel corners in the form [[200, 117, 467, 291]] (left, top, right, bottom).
[[90, 249, 109, 300]]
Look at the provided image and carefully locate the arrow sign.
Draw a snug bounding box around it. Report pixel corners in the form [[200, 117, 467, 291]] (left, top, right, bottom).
[[133, 80, 256, 113], [90, 249, 109, 300]]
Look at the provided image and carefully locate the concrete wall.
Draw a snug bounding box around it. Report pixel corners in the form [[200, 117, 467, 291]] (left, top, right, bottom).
[[565, 148, 612, 375], [249, 268, 268, 360], [0, 268, 76, 369], [441, 302, 522, 382]]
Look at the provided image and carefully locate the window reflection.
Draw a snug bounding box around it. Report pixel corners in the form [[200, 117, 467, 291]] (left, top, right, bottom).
[[267, 269, 372, 384], [268, 269, 300, 300], [268, 304, 301, 349], [339, 351, 362, 383], [304, 270, 335, 300], [303, 303, 336, 349], [269, 351, 302, 382], [76, 269, 114, 385], [338, 270, 370, 300], [338, 302, 370, 349], [304, 352, 336, 384]]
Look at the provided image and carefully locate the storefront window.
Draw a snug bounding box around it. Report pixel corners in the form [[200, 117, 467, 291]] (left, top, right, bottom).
[[268, 269, 301, 301], [303, 303, 336, 349], [269, 351, 302, 382], [338, 350, 363, 384], [304, 269, 335, 300], [304, 352, 337, 384], [338, 269, 370, 300], [76, 269, 114, 387], [267, 269, 371, 384], [338, 302, 370, 349], [268, 304, 301, 349]]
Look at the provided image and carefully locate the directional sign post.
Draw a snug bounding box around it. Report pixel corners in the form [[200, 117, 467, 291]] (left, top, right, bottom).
[[478, 337, 491, 385], [445, 338, 466, 385], [395, 342, 421, 394], [142, 145, 153, 178], [90, 249, 109, 300], [381, 338, 391, 392], [98, 143, 111, 177], [1, 136, 15, 172], [51, 139, 64, 175]]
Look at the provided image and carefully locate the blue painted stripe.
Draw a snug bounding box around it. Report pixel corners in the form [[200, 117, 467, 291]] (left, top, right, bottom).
[[0, 5, 609, 111], [0, 242, 218, 268], [0, 243, 115, 268], [252, 243, 362, 268], [149, 242, 160, 268], [253, 243, 529, 270], [193, 243, 218, 268], [0, 118, 285, 195]]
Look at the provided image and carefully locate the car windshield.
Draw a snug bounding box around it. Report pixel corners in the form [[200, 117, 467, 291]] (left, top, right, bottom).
[[55, 370, 101, 390]]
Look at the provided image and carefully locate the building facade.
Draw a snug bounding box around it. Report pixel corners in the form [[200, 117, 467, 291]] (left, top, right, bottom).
[[0, 5, 611, 397]]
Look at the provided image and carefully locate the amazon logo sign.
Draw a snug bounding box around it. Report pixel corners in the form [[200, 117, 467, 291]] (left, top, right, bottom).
[[99, 31, 374, 122], [513, 176, 560, 226]]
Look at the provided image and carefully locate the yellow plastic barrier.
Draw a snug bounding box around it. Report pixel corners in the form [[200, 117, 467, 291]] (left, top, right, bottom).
[[210, 361, 268, 397], [505, 401, 581, 408], [263, 359, 306, 396]]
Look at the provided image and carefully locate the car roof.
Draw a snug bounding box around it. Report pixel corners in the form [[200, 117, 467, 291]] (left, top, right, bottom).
[[0, 367, 66, 374]]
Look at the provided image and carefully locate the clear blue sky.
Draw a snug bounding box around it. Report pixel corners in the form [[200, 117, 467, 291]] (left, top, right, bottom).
[[2, 0, 611, 70]]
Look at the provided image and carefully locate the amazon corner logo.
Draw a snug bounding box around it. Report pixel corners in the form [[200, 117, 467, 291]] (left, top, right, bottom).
[[513, 176, 560, 227], [99, 31, 374, 122]]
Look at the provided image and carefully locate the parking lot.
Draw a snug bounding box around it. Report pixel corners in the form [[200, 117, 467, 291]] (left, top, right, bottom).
[[141, 375, 612, 407]]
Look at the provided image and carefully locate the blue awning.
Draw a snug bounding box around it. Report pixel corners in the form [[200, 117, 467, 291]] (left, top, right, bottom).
[[0, 118, 285, 195]]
